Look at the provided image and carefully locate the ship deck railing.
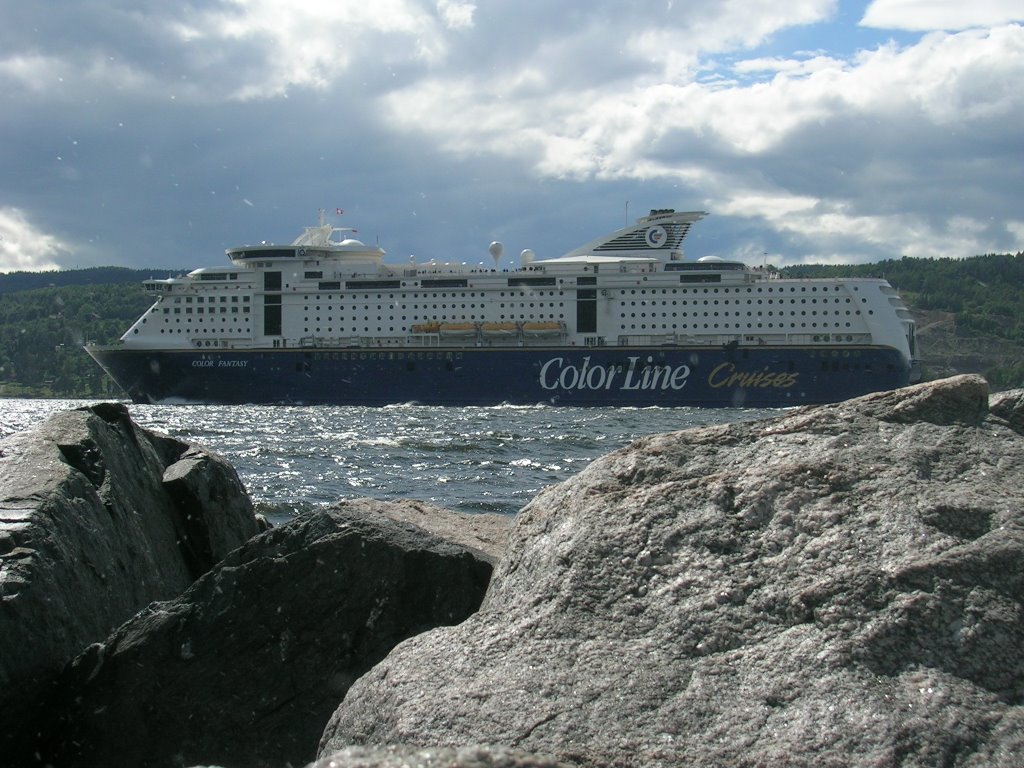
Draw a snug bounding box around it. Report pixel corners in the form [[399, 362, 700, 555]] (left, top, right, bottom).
[[615, 332, 875, 347], [300, 335, 364, 348]]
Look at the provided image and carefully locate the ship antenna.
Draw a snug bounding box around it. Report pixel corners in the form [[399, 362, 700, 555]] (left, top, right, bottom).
[[625, 200, 629, 227]]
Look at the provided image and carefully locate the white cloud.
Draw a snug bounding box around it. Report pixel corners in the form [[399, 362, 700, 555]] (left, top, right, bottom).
[[0, 208, 68, 273], [436, 0, 476, 30], [0, 0, 448, 103], [374, 18, 1023, 260], [182, 0, 445, 99], [862, 0, 1024, 31], [0, 51, 161, 101]]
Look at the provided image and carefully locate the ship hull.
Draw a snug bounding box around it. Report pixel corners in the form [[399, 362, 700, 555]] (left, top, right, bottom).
[[87, 344, 911, 407]]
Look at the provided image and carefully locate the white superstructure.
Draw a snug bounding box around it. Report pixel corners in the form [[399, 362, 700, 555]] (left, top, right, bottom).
[[119, 209, 915, 366]]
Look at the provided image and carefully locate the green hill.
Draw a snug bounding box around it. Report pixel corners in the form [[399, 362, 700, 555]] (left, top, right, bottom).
[[1, 256, 1022, 398], [0, 269, 175, 397]]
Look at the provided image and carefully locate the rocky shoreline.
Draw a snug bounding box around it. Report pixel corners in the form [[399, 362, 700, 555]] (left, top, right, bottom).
[[2, 376, 1023, 767]]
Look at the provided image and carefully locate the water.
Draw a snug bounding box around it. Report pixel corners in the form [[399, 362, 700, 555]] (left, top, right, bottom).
[[0, 399, 779, 520]]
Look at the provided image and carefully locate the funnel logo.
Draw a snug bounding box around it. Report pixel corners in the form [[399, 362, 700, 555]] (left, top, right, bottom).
[[645, 225, 668, 248]]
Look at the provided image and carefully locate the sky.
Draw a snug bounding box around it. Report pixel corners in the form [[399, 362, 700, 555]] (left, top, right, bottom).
[[1, 0, 1022, 274]]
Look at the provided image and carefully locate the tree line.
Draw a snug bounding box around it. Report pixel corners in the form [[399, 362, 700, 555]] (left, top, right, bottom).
[[0, 254, 1021, 398]]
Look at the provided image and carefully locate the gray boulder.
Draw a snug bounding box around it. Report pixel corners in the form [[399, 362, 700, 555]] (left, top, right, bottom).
[[990, 387, 1024, 435], [0, 402, 258, 758], [39, 504, 494, 768], [320, 375, 1024, 767]]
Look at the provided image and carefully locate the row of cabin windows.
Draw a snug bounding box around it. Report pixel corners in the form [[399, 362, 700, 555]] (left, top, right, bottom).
[[160, 321, 248, 334], [171, 295, 249, 303], [303, 312, 567, 335], [168, 284, 859, 302], [164, 307, 249, 314], [302, 301, 565, 315], [621, 310, 862, 319], [286, 284, 855, 299], [622, 322, 856, 331], [163, 315, 249, 324], [623, 297, 855, 306], [302, 291, 566, 301]]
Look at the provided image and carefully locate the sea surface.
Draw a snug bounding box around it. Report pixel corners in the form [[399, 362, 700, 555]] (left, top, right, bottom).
[[0, 399, 780, 521]]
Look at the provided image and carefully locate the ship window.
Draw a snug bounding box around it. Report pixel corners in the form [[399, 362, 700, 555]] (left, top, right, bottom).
[[508, 277, 556, 287], [347, 280, 401, 290]]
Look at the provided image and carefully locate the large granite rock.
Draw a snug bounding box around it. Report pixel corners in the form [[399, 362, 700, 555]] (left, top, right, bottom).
[[320, 375, 1024, 766], [0, 403, 259, 759], [38, 504, 494, 768]]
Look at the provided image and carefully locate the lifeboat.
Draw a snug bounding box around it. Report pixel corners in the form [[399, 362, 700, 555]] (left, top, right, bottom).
[[521, 321, 564, 337], [480, 322, 518, 337], [411, 322, 441, 334], [439, 322, 477, 336]]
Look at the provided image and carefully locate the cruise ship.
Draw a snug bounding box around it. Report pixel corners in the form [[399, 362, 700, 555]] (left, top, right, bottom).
[[86, 209, 917, 407]]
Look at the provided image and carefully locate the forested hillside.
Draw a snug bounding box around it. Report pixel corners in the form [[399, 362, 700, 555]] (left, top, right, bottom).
[[0, 269, 174, 397], [0, 266, 176, 294], [1, 254, 1022, 398]]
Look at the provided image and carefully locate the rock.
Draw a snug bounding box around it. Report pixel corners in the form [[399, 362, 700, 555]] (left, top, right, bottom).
[[310, 745, 572, 767], [332, 497, 512, 563], [990, 387, 1024, 435], [320, 375, 1024, 767], [38, 505, 494, 768], [0, 403, 258, 760]]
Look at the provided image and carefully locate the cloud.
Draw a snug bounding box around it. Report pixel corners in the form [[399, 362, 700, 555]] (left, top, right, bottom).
[[376, 21, 1023, 260], [0, 1, 1021, 272], [0, 0, 448, 103], [862, 0, 1024, 31], [0, 208, 68, 273], [436, 0, 476, 30]]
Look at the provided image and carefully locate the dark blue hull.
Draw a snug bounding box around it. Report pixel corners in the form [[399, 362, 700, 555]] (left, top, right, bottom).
[[87, 344, 911, 407]]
